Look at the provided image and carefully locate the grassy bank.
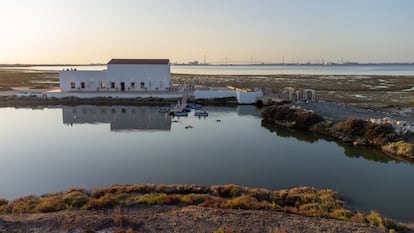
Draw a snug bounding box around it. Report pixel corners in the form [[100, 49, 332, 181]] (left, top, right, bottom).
[[0, 184, 409, 232]]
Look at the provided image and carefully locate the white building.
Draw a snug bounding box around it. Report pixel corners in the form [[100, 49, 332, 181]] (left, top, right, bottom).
[[59, 59, 171, 92]]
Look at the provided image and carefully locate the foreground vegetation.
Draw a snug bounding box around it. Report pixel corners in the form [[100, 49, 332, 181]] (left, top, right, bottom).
[[0, 184, 409, 232]]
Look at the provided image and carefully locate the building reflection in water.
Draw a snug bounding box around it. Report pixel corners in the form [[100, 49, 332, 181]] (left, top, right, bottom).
[[62, 105, 171, 131]]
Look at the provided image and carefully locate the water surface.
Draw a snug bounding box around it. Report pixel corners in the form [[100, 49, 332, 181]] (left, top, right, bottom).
[[0, 106, 413, 221], [3, 64, 414, 75]]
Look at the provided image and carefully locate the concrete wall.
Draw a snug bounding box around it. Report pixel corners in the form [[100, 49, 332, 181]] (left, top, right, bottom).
[[194, 90, 263, 104], [236, 91, 263, 104], [60, 64, 170, 92]]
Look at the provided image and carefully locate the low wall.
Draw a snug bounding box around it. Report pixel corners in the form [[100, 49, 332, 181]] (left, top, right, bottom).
[[194, 90, 263, 104], [236, 91, 263, 104], [194, 90, 236, 99]]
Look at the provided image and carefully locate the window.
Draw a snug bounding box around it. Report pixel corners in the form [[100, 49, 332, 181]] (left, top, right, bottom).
[[140, 82, 145, 88], [100, 82, 106, 89], [111, 82, 115, 89], [130, 82, 135, 88], [81, 82, 85, 88], [70, 82, 75, 89]]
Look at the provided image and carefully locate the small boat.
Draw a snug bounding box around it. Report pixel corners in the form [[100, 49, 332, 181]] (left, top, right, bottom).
[[173, 111, 188, 117], [194, 110, 208, 117], [189, 103, 202, 109], [158, 107, 170, 113]]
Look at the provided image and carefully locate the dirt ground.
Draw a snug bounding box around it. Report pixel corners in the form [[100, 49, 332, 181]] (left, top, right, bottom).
[[172, 74, 414, 110], [0, 206, 389, 233]]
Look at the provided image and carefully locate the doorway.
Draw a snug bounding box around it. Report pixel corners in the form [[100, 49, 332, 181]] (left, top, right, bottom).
[[120, 82, 125, 91]]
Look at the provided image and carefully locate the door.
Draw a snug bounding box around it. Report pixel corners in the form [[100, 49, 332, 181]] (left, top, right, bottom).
[[120, 82, 125, 91]]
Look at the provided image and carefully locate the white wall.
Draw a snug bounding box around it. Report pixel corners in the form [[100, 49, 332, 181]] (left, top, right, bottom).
[[46, 91, 182, 99], [236, 91, 263, 104], [194, 90, 263, 104], [59, 64, 170, 92]]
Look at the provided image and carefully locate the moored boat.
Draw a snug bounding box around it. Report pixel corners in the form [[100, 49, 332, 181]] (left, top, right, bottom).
[[173, 111, 188, 117], [194, 110, 208, 117], [189, 103, 202, 109]]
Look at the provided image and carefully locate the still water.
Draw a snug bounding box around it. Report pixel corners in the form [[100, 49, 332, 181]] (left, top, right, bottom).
[[0, 106, 413, 221], [3, 64, 414, 75]]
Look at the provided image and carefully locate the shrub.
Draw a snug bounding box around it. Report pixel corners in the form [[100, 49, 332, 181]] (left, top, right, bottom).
[[211, 185, 246, 198], [247, 188, 271, 202], [382, 141, 414, 158], [330, 208, 353, 220], [35, 195, 65, 213], [367, 211, 385, 229], [133, 194, 167, 205], [163, 194, 181, 205], [220, 195, 260, 210], [62, 191, 90, 209], [0, 198, 8, 206], [180, 193, 209, 205], [9, 195, 41, 214], [87, 193, 121, 209], [200, 198, 225, 208], [350, 212, 368, 223]]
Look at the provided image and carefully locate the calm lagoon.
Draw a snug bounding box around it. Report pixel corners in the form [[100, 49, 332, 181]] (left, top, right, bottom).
[[0, 105, 413, 221]]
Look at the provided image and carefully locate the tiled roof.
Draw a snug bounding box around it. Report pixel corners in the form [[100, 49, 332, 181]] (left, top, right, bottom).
[[108, 59, 169, 65]]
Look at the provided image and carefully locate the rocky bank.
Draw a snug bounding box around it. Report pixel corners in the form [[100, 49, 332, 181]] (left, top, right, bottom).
[[262, 104, 414, 160]]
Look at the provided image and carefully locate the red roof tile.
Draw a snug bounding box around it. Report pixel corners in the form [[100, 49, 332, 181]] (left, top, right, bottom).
[[108, 59, 169, 65]]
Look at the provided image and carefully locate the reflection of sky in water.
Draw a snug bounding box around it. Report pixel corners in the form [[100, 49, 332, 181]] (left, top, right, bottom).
[[0, 105, 413, 222]]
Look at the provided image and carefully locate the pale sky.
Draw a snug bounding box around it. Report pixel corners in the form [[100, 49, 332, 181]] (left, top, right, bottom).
[[0, 0, 413, 64]]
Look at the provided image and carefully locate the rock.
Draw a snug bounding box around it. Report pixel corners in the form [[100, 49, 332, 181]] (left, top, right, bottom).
[[262, 105, 323, 130]]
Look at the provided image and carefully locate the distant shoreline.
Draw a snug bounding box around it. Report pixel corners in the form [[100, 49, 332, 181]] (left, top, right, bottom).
[[2, 63, 414, 67]]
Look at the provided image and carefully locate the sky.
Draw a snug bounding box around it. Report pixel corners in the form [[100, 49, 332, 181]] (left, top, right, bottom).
[[0, 0, 413, 64]]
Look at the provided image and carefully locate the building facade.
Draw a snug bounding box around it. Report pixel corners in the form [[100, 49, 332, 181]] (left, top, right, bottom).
[[59, 59, 171, 92]]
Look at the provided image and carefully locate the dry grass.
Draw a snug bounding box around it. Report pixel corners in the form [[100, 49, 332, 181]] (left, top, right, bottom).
[[0, 69, 58, 89], [0, 184, 408, 232], [172, 74, 414, 108], [382, 141, 414, 159]]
